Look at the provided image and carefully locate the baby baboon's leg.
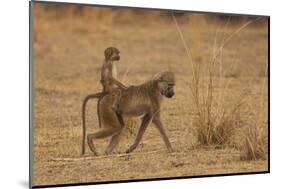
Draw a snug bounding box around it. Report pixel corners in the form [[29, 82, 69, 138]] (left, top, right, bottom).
[[126, 114, 152, 153], [152, 114, 173, 153], [105, 113, 125, 154], [111, 89, 121, 111]]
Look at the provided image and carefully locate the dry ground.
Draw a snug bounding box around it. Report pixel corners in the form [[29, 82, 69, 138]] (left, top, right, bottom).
[[32, 4, 268, 186]]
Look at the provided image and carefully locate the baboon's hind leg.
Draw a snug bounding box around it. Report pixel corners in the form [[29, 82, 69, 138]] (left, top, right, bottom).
[[87, 101, 123, 156], [87, 134, 98, 156], [97, 97, 102, 128], [87, 127, 119, 156], [105, 113, 125, 154]]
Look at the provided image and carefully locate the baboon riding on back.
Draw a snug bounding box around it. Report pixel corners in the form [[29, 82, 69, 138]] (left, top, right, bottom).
[[82, 47, 176, 156], [81, 46, 127, 155]]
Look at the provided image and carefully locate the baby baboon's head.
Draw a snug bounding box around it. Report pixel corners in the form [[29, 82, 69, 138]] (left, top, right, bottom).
[[104, 47, 120, 61], [154, 71, 175, 98]]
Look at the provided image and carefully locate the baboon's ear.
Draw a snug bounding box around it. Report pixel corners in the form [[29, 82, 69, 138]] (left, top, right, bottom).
[[153, 72, 163, 81], [104, 47, 113, 60]]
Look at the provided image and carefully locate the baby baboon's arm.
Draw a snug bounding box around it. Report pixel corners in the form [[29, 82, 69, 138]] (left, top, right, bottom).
[[102, 63, 127, 90], [108, 75, 127, 90]]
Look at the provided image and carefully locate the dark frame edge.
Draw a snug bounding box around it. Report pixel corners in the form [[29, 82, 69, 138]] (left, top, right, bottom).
[[29, 1, 34, 188], [267, 16, 270, 173]]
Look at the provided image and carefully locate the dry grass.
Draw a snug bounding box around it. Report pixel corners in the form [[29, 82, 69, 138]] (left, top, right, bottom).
[[172, 15, 263, 147], [240, 64, 268, 160], [32, 2, 268, 186], [173, 14, 268, 159], [242, 124, 268, 160]]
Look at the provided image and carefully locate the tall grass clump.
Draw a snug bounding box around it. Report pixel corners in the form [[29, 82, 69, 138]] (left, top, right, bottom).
[[240, 65, 268, 160], [190, 52, 245, 146], [172, 13, 262, 147], [241, 123, 268, 160]]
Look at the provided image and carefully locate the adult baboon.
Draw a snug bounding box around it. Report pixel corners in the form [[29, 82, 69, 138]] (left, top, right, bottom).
[[84, 71, 175, 155], [81, 47, 127, 155]]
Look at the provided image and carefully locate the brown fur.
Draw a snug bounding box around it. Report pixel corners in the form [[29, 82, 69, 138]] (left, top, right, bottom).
[[85, 71, 176, 155]]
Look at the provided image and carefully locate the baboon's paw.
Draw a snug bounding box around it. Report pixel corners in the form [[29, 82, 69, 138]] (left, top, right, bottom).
[[125, 148, 133, 154], [89, 150, 98, 156], [93, 152, 98, 156]]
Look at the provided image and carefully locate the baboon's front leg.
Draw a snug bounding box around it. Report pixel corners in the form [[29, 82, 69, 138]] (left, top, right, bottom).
[[152, 114, 174, 153], [105, 131, 122, 155], [126, 114, 152, 153]]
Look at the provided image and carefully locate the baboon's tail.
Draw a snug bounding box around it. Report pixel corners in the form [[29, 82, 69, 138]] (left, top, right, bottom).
[[81, 92, 104, 155]]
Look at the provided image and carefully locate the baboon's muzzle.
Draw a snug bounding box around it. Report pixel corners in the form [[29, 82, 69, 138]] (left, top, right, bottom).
[[165, 88, 174, 98], [116, 55, 120, 60], [112, 55, 120, 61]]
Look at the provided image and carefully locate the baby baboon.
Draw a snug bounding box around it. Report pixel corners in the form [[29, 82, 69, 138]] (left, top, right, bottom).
[[100, 47, 127, 110], [85, 71, 176, 155], [81, 47, 127, 155]]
